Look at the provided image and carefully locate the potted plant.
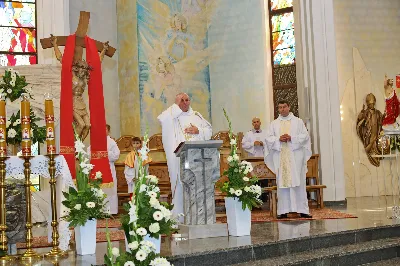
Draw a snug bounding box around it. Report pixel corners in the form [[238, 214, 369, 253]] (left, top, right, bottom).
[[61, 133, 110, 255], [1, 68, 46, 154], [218, 109, 262, 236], [104, 132, 176, 266]]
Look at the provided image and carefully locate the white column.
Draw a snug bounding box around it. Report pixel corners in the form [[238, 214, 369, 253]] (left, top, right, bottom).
[[36, 0, 70, 64], [296, 0, 345, 202]]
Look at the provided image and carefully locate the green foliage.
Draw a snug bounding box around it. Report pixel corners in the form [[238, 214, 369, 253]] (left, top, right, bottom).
[[390, 135, 400, 152], [104, 131, 174, 266], [0, 69, 31, 102], [61, 177, 108, 227], [6, 109, 46, 145], [0, 69, 46, 145], [61, 133, 109, 227], [218, 108, 263, 211]]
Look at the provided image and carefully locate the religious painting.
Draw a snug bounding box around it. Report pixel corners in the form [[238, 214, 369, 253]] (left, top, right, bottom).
[[137, 0, 215, 135]]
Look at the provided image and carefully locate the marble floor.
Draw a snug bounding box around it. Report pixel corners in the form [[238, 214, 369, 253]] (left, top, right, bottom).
[[7, 196, 400, 265]]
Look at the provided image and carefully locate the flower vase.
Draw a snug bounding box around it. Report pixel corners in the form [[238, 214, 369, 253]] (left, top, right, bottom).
[[125, 234, 161, 253], [225, 197, 251, 236], [74, 219, 97, 255]]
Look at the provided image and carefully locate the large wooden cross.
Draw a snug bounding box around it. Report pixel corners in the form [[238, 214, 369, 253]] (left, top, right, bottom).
[[39, 11, 116, 60]]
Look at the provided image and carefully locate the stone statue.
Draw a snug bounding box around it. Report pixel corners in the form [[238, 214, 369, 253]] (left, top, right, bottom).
[[356, 93, 385, 167], [382, 75, 400, 133], [49, 34, 109, 140]]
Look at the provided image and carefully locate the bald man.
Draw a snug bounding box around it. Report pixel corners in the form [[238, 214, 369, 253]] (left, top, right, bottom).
[[158, 93, 212, 222], [242, 117, 265, 157]]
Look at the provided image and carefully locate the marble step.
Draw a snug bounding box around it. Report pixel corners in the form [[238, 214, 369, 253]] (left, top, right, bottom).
[[169, 224, 400, 266], [233, 237, 400, 266], [362, 257, 400, 265]]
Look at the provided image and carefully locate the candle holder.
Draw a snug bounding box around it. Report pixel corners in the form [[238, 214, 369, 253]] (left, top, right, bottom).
[[0, 154, 14, 264], [44, 153, 66, 259], [19, 155, 41, 262]]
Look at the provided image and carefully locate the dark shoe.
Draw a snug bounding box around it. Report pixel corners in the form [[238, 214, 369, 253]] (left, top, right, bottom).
[[277, 213, 288, 219], [300, 213, 312, 218]]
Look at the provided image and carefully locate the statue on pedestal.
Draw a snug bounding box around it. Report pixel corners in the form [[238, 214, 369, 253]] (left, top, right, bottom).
[[357, 93, 385, 166]]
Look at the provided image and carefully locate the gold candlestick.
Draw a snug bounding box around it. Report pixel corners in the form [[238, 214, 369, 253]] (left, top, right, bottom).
[[0, 155, 14, 264], [44, 153, 66, 259], [20, 155, 41, 262]]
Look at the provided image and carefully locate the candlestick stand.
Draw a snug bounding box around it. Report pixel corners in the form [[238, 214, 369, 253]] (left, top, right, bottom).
[[44, 154, 66, 259], [0, 155, 14, 264], [20, 155, 41, 262]]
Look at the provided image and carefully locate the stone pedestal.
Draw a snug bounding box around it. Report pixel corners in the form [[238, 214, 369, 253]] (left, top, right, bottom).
[[5, 180, 26, 245], [175, 140, 227, 239], [178, 223, 228, 239]]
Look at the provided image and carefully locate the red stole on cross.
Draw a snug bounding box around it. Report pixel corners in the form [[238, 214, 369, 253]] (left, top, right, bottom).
[[60, 34, 113, 185]]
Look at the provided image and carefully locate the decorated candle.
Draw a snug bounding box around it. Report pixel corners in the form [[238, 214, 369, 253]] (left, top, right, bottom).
[[0, 96, 6, 156], [20, 93, 31, 156], [45, 94, 56, 154]]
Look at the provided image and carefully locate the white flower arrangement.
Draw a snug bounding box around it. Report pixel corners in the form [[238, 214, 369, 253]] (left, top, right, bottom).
[[61, 132, 109, 227], [104, 132, 175, 266], [218, 109, 262, 210]]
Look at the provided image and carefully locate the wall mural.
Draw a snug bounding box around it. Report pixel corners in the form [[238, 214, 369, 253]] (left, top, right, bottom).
[[137, 0, 218, 135]]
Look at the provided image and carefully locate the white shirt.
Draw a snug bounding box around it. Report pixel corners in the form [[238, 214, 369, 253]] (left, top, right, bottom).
[[242, 129, 265, 157]]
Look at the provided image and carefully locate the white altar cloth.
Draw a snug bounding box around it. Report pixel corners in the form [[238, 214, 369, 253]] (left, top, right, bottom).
[[6, 155, 75, 251]]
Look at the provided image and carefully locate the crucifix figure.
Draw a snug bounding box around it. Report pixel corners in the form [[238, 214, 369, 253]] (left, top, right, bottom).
[[38, 11, 116, 186], [40, 11, 116, 140]]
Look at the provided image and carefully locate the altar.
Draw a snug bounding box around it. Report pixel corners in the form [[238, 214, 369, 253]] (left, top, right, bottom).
[[5, 155, 74, 252]]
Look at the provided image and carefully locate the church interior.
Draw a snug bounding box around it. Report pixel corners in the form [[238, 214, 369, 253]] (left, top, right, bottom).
[[1, 0, 400, 265]]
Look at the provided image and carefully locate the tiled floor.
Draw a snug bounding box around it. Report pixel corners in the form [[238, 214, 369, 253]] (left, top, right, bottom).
[[7, 196, 400, 265]]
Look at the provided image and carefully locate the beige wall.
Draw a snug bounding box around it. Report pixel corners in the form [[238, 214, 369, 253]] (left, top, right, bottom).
[[69, 0, 121, 139], [333, 0, 400, 197], [117, 0, 141, 137]]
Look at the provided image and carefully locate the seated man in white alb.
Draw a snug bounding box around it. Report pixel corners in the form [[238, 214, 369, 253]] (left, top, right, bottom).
[[242, 117, 265, 157]]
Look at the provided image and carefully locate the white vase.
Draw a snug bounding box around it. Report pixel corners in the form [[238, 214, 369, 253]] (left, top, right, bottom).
[[225, 197, 251, 236], [125, 234, 161, 253], [74, 219, 97, 255]]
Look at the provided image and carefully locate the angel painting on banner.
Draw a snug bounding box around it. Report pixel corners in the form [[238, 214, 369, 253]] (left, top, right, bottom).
[[137, 0, 221, 135]]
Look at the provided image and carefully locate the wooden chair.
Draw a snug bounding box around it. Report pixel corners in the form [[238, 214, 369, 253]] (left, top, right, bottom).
[[211, 131, 243, 204], [260, 154, 325, 218], [115, 135, 136, 212], [263, 184, 327, 218]]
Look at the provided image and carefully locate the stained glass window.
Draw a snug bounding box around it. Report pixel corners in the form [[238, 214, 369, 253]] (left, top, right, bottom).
[[268, 0, 298, 117], [0, 1, 37, 66], [271, 0, 293, 11], [269, 6, 295, 65]]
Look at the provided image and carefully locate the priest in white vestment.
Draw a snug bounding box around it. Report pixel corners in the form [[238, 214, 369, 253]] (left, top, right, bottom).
[[242, 117, 265, 157], [264, 100, 312, 219], [158, 93, 212, 222], [88, 124, 121, 215]]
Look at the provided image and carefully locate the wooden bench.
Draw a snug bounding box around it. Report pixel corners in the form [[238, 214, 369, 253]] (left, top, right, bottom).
[[263, 184, 327, 218]]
